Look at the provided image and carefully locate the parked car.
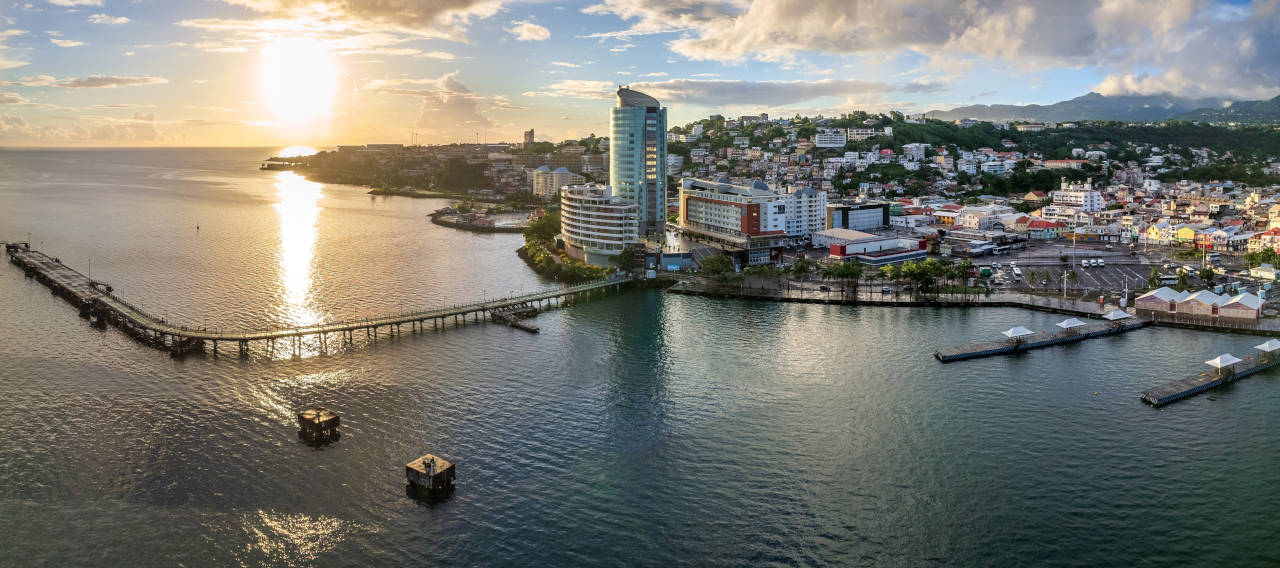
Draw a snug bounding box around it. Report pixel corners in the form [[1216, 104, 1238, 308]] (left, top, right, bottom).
[[1097, 259, 1105, 266], [881, 286, 892, 294], [818, 285, 830, 292]]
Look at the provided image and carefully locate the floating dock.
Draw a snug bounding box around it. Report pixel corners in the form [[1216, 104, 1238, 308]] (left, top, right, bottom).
[[1140, 356, 1280, 406], [935, 320, 1147, 362]]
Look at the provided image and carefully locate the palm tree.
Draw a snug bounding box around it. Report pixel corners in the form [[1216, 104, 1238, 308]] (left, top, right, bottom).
[[1147, 266, 1162, 289]]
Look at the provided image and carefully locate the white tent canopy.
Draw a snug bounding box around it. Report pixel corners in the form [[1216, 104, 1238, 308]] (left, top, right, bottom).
[[1056, 318, 1087, 329], [1256, 339, 1280, 352], [1205, 354, 1243, 369], [1002, 326, 1035, 339], [1102, 309, 1132, 320]]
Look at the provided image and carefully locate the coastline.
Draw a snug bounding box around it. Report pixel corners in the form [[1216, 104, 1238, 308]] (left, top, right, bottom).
[[367, 188, 452, 198], [667, 280, 1280, 336], [430, 212, 526, 234]]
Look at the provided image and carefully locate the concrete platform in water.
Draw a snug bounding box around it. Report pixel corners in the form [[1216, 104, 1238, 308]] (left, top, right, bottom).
[[406, 453, 455, 501], [1140, 356, 1280, 406], [297, 407, 340, 443], [935, 321, 1147, 362]]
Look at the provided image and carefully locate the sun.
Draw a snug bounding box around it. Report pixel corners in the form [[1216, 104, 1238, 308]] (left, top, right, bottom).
[[261, 37, 337, 137]]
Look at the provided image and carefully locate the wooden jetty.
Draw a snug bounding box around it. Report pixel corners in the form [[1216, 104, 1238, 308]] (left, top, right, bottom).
[[7, 243, 631, 358], [1141, 350, 1280, 406], [406, 453, 455, 499], [297, 407, 340, 442], [935, 320, 1147, 362]]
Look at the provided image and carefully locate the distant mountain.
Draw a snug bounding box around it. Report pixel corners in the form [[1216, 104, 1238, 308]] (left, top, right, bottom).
[[1178, 95, 1280, 123], [924, 92, 1231, 123]]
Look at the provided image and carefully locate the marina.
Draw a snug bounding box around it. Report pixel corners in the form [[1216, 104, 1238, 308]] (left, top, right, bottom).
[[935, 311, 1147, 362], [7, 241, 630, 358]]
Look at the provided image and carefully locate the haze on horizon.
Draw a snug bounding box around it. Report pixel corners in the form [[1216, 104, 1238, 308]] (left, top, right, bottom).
[[0, 0, 1275, 147]]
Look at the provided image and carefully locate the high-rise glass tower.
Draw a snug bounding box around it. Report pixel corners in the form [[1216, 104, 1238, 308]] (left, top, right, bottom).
[[610, 87, 666, 236]]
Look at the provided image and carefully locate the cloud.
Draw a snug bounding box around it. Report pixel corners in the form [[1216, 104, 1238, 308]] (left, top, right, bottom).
[[88, 14, 130, 25], [526, 77, 895, 108], [550, 61, 580, 68], [609, 43, 634, 52], [507, 20, 549, 41], [50, 38, 86, 47], [0, 92, 30, 104], [1, 75, 169, 88], [359, 71, 495, 138], [0, 30, 29, 69], [417, 51, 456, 60], [47, 0, 103, 5], [639, 72, 667, 77], [210, 0, 506, 41], [583, 0, 1280, 100]]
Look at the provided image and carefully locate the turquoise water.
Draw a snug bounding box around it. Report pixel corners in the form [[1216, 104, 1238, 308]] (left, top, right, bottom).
[[2, 149, 1280, 566]]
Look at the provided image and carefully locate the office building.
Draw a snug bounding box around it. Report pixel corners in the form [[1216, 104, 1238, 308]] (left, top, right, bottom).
[[610, 87, 667, 236]]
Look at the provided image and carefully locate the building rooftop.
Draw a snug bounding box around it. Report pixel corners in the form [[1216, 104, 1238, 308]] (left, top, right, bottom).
[[616, 87, 660, 108]]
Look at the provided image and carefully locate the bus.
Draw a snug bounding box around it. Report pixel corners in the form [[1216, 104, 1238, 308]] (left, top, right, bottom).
[[1012, 267, 1024, 282], [1206, 252, 1221, 262]]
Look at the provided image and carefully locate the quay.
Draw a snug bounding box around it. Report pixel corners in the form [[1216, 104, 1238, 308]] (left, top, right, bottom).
[[7, 242, 631, 358], [935, 317, 1148, 362], [1140, 342, 1280, 406]]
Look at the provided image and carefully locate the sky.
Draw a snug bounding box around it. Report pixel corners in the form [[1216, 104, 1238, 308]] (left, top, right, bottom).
[[0, 0, 1276, 147]]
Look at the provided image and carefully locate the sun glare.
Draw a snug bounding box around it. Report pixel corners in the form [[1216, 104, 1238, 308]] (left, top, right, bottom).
[[262, 38, 337, 137]]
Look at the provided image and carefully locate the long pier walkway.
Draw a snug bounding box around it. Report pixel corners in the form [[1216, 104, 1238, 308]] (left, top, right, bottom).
[[934, 320, 1148, 362], [1140, 355, 1280, 406], [7, 243, 632, 357]]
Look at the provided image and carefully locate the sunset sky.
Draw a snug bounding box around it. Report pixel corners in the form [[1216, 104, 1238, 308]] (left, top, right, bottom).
[[0, 0, 1275, 146]]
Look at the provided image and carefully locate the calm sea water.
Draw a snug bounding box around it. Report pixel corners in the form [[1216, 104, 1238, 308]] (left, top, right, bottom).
[[3, 148, 1280, 566]]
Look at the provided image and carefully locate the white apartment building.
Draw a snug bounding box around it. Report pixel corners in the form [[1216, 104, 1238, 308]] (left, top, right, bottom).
[[530, 165, 584, 199], [781, 186, 828, 243], [1052, 178, 1104, 212], [813, 129, 848, 148], [559, 184, 639, 266], [848, 126, 893, 141]]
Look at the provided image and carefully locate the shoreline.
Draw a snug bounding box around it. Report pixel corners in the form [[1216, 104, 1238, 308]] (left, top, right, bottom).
[[367, 188, 452, 199], [666, 280, 1280, 336], [430, 212, 526, 234]]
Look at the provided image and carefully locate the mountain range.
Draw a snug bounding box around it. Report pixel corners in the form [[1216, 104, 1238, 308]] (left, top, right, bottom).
[[924, 92, 1280, 124]]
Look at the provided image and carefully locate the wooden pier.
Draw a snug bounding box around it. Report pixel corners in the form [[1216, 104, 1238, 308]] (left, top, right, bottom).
[[935, 320, 1148, 362], [7, 243, 630, 358], [1140, 355, 1280, 406]]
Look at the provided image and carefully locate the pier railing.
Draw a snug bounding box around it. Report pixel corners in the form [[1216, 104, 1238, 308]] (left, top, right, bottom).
[[96, 276, 632, 341]]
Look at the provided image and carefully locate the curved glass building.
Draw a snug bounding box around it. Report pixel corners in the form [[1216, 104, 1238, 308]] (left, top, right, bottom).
[[610, 87, 667, 237]]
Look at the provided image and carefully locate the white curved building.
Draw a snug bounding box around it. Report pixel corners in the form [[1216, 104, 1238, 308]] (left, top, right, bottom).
[[559, 184, 639, 266]]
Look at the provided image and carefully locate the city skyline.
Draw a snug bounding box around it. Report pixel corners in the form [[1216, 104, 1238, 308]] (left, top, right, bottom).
[[0, 0, 1276, 147]]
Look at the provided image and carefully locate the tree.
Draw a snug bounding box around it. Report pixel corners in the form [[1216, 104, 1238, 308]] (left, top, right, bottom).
[[609, 244, 641, 272], [821, 260, 864, 298], [790, 256, 815, 279], [1198, 268, 1215, 283], [700, 254, 735, 282], [1176, 268, 1190, 291], [523, 210, 561, 245], [1147, 266, 1162, 289]]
